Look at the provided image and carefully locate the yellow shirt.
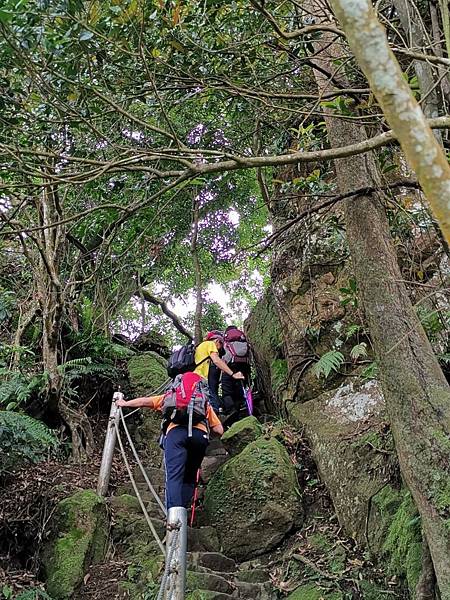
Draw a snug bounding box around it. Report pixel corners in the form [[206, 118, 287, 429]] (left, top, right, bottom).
[[148, 394, 221, 434], [194, 340, 218, 379]]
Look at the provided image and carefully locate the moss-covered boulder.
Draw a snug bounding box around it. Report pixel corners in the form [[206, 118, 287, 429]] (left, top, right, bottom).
[[204, 437, 302, 559], [42, 490, 108, 599], [286, 583, 343, 600], [127, 351, 168, 397], [221, 416, 263, 456], [288, 379, 394, 544], [245, 290, 286, 412]]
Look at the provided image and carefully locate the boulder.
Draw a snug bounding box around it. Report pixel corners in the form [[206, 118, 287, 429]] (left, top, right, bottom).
[[42, 490, 108, 599], [245, 290, 286, 412], [221, 416, 263, 457], [204, 437, 302, 559], [288, 378, 395, 544], [127, 351, 168, 397]]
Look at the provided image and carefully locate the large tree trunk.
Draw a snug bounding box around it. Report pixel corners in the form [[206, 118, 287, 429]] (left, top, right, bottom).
[[308, 5, 450, 594], [393, 0, 442, 143]]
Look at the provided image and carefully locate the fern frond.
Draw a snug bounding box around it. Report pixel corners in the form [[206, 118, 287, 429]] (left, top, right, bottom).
[[312, 350, 345, 379], [0, 411, 59, 473], [350, 342, 368, 360], [15, 588, 53, 600]]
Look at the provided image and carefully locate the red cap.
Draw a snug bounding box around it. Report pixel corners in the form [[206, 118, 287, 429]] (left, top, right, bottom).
[[206, 330, 224, 341]]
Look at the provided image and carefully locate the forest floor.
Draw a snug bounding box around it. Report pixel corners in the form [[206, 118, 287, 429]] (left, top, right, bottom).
[[0, 417, 408, 599], [0, 415, 129, 598]]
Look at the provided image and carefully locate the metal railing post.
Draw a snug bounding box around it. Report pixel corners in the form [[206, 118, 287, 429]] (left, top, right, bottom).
[[165, 506, 187, 599], [97, 390, 122, 496]]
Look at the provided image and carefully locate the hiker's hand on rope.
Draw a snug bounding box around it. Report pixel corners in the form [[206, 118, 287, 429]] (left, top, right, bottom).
[[116, 398, 128, 407], [232, 371, 245, 380]]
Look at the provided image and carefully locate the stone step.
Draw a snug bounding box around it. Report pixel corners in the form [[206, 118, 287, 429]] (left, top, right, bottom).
[[187, 526, 221, 553], [188, 552, 236, 573], [186, 570, 234, 595], [235, 569, 270, 584], [234, 580, 273, 599]]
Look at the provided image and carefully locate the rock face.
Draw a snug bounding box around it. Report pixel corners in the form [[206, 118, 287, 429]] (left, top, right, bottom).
[[42, 490, 108, 599], [204, 437, 302, 560], [245, 290, 287, 412], [288, 379, 395, 543], [221, 416, 263, 457]]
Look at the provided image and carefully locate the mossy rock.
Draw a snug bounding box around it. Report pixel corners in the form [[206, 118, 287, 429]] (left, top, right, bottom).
[[288, 379, 394, 545], [127, 351, 168, 397], [42, 490, 108, 599], [286, 583, 343, 600], [380, 488, 422, 594], [204, 436, 302, 560], [245, 290, 285, 411], [221, 416, 263, 456]]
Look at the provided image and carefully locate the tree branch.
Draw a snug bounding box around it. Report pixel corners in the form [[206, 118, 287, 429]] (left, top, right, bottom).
[[138, 289, 193, 341]]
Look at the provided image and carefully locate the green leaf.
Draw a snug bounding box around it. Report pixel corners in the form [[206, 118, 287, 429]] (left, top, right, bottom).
[[312, 350, 345, 379], [0, 10, 13, 23], [79, 30, 94, 41]]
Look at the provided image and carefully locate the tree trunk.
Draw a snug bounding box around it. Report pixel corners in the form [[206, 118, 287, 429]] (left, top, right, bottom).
[[330, 0, 450, 245], [308, 6, 450, 594], [393, 0, 442, 143]]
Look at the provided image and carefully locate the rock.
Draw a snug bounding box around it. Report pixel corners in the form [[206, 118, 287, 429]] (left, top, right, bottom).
[[133, 330, 170, 356], [201, 454, 229, 483], [187, 526, 221, 553], [204, 437, 302, 560], [186, 571, 234, 595], [42, 490, 108, 599], [288, 378, 395, 544], [221, 416, 263, 457], [245, 290, 286, 412], [127, 351, 168, 397], [286, 583, 343, 600], [236, 569, 270, 583], [371, 486, 422, 595]]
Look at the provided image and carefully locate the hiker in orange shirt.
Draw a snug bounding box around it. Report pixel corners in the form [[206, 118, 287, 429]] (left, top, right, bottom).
[[116, 372, 223, 510]]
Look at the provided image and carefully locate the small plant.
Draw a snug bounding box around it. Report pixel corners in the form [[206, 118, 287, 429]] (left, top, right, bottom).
[[0, 411, 59, 474], [15, 589, 53, 600], [350, 342, 368, 360], [361, 361, 379, 379], [339, 278, 358, 308], [312, 350, 345, 379]]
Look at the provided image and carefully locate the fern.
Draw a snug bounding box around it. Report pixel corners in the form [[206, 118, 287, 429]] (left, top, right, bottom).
[[0, 411, 59, 474], [15, 589, 53, 600], [361, 361, 379, 380], [345, 324, 363, 339], [350, 342, 368, 360], [312, 350, 345, 379]]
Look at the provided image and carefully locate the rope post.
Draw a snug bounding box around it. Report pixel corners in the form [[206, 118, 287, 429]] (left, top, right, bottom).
[[97, 389, 122, 496], [165, 507, 188, 599]]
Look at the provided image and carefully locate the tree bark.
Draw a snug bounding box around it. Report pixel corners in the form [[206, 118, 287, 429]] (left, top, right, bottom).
[[330, 0, 450, 245], [138, 289, 193, 340], [308, 6, 450, 594], [393, 0, 442, 143]]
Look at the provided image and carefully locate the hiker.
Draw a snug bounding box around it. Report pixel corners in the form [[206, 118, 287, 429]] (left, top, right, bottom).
[[116, 371, 224, 510], [203, 330, 225, 412], [193, 331, 245, 413], [221, 325, 251, 427]]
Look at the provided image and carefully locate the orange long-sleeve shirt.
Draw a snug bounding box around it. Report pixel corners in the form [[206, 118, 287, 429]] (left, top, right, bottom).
[[147, 394, 221, 434]]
